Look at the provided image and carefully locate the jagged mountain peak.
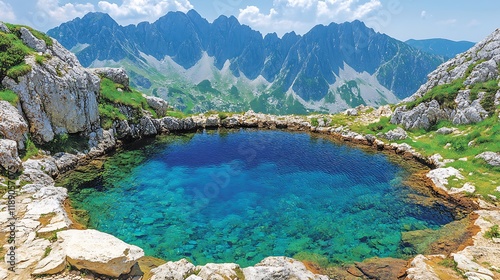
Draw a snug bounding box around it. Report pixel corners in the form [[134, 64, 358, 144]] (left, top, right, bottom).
[[48, 10, 444, 114]]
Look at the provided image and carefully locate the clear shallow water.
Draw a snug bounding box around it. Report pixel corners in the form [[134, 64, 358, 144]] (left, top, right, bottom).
[[69, 130, 454, 267]]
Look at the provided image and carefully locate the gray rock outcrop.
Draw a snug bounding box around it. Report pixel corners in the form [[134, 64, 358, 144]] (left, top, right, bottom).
[[0, 22, 9, 33], [19, 27, 46, 52], [0, 139, 22, 173], [380, 127, 408, 140], [145, 95, 169, 117], [476, 152, 500, 167], [392, 29, 500, 129], [2, 32, 100, 143], [0, 101, 28, 149], [91, 67, 129, 88]]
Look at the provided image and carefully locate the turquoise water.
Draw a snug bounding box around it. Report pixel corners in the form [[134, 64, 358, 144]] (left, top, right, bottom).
[[69, 130, 454, 267]]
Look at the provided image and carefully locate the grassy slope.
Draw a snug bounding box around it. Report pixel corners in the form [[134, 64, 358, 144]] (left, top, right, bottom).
[[324, 107, 500, 199]]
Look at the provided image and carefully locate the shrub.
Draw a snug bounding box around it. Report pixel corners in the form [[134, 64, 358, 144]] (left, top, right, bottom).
[[0, 89, 19, 105], [21, 136, 39, 160], [0, 32, 31, 82], [310, 118, 319, 127]]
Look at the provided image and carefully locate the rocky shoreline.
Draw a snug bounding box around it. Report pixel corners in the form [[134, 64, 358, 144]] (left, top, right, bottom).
[[2, 109, 499, 280]]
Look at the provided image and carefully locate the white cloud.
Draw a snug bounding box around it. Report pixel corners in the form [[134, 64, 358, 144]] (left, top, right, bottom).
[[36, 0, 95, 23], [97, 0, 193, 24], [238, 0, 382, 36], [238, 5, 309, 36], [0, 0, 17, 22], [420, 10, 427, 19]]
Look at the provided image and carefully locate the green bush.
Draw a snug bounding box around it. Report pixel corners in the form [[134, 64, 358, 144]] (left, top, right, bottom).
[[0, 32, 31, 82], [310, 118, 319, 127], [0, 89, 19, 105], [21, 136, 39, 160]]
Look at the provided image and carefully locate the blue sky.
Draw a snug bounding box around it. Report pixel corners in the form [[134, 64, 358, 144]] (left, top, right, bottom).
[[0, 0, 498, 42]]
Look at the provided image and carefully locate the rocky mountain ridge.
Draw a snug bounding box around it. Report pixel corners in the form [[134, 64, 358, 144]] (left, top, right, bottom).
[[47, 11, 443, 114], [392, 28, 500, 129], [406, 38, 475, 59]]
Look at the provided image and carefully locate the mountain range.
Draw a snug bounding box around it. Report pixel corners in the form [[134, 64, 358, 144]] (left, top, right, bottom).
[[405, 38, 475, 60], [48, 10, 444, 114]]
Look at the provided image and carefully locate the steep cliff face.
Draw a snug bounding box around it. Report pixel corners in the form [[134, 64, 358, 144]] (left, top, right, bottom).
[[1, 26, 101, 144], [391, 29, 500, 130]]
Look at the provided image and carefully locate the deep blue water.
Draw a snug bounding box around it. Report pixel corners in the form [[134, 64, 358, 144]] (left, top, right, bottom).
[[69, 130, 454, 266]]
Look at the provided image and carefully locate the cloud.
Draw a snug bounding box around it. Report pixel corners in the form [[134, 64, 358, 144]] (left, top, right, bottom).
[[0, 1, 17, 22], [238, 0, 382, 36], [420, 10, 427, 19], [97, 0, 193, 24], [238, 5, 308, 36], [36, 0, 95, 23]]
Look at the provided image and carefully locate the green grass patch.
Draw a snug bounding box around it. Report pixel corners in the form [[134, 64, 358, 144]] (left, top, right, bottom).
[[21, 136, 39, 160], [0, 89, 19, 105], [166, 110, 188, 118], [6, 63, 31, 80], [4, 23, 53, 47], [98, 103, 127, 129], [100, 78, 156, 117], [0, 32, 32, 83], [406, 78, 465, 110], [485, 225, 500, 239]]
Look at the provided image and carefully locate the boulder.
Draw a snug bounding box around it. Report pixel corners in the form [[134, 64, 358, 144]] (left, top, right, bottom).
[[405, 255, 440, 280], [0, 139, 22, 173], [32, 243, 67, 275], [196, 263, 243, 279], [426, 167, 464, 191], [91, 67, 129, 88], [436, 127, 455, 135], [243, 257, 329, 280], [345, 108, 359, 116], [476, 152, 500, 167], [19, 27, 47, 52], [23, 158, 59, 177], [0, 22, 10, 33], [0, 101, 28, 149], [57, 229, 144, 277], [150, 259, 196, 280], [391, 100, 448, 130], [137, 117, 157, 136], [145, 95, 168, 118], [20, 165, 55, 186], [381, 127, 408, 141], [53, 152, 80, 173], [26, 186, 68, 216]]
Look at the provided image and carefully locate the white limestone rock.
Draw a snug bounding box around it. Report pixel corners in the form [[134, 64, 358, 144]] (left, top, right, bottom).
[[243, 257, 329, 280], [427, 167, 464, 191], [2, 39, 100, 143], [0, 139, 22, 173], [145, 95, 169, 118], [405, 255, 440, 280], [452, 253, 494, 278], [57, 229, 144, 277], [0, 101, 28, 149], [196, 263, 243, 280], [91, 67, 129, 88], [150, 259, 196, 280], [19, 27, 46, 52], [476, 152, 500, 167]]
